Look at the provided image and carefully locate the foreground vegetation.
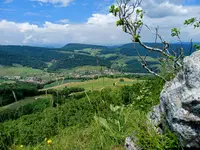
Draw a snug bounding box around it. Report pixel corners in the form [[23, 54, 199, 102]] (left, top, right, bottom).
[[0, 65, 45, 77], [0, 82, 43, 106], [0, 78, 182, 150]]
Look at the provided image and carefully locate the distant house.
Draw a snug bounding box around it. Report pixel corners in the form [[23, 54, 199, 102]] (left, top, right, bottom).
[[14, 76, 21, 80], [51, 59, 57, 63]]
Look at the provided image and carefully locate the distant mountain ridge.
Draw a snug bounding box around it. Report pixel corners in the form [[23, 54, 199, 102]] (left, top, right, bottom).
[[0, 42, 197, 73], [0, 45, 111, 71], [62, 43, 108, 51]]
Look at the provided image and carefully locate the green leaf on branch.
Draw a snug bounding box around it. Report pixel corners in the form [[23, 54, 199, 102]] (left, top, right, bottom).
[[184, 17, 200, 28], [136, 9, 142, 15], [109, 5, 115, 13], [134, 34, 141, 42], [171, 28, 180, 37], [114, 7, 120, 16], [184, 18, 196, 25], [136, 20, 143, 27], [140, 14, 143, 19], [194, 44, 200, 50], [168, 55, 175, 60], [110, 5, 119, 16], [116, 19, 124, 26]]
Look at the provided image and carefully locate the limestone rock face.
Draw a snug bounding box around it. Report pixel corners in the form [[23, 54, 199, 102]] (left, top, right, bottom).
[[150, 51, 200, 148]]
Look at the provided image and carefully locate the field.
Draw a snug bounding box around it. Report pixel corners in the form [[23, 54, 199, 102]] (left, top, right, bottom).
[[0, 65, 46, 77], [44, 79, 82, 89], [42, 78, 135, 91], [58, 65, 106, 75]]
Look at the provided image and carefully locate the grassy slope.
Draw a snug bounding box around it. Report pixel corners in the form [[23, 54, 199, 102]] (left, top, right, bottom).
[[41, 78, 135, 91], [6, 79, 181, 150], [58, 65, 106, 74], [44, 79, 82, 89], [0, 66, 45, 77]]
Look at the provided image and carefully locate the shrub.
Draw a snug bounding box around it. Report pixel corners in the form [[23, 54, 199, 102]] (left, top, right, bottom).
[[119, 78, 124, 82], [0, 98, 51, 123], [0, 82, 40, 106]]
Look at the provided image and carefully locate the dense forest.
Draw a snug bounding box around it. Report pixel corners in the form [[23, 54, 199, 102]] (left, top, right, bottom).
[[48, 54, 111, 71], [0, 50, 47, 69], [62, 43, 108, 51]]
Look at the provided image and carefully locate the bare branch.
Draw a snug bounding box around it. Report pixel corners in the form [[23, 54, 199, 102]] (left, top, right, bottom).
[[113, 0, 184, 81]]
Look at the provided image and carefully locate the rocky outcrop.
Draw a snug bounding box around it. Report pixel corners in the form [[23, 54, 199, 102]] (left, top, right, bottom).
[[149, 51, 200, 148]]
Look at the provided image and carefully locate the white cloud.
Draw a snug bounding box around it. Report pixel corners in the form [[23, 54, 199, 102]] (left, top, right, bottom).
[[141, 0, 188, 18], [0, 1, 200, 46], [0, 14, 130, 46], [87, 14, 116, 26], [145, 1, 188, 18], [31, 0, 73, 7]]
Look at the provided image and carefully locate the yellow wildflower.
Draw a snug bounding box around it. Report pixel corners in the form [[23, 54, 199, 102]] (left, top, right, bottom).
[[47, 139, 52, 145], [20, 145, 23, 148]]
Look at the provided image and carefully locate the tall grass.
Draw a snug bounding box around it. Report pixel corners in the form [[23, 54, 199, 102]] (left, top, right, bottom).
[[0, 78, 182, 150]]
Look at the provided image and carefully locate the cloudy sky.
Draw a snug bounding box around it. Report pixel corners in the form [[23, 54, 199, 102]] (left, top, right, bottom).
[[0, 0, 200, 47]]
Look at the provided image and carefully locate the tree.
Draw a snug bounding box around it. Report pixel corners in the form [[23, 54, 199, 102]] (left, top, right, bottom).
[[110, 0, 190, 81], [184, 17, 200, 49]]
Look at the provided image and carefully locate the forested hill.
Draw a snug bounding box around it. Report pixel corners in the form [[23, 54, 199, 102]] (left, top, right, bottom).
[[0, 43, 196, 73], [62, 43, 108, 51], [0, 45, 64, 62], [0, 50, 47, 69], [0, 45, 111, 71], [110, 42, 195, 57]]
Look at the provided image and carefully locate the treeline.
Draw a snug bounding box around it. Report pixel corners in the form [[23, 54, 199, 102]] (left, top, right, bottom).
[[116, 43, 196, 57], [0, 98, 50, 123], [62, 43, 108, 51], [0, 45, 111, 71], [0, 45, 63, 62], [0, 82, 42, 106], [0, 87, 85, 123], [0, 50, 47, 69]]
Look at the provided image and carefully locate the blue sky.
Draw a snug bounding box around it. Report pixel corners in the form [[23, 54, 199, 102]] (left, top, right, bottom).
[[0, 0, 200, 46], [0, 0, 114, 25], [184, 0, 200, 5]]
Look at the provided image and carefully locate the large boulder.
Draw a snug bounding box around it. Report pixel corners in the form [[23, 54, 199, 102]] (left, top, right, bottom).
[[149, 51, 200, 148]]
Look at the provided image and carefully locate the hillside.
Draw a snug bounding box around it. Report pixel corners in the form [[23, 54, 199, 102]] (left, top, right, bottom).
[[62, 43, 108, 51], [0, 43, 196, 73], [0, 50, 47, 69], [0, 78, 181, 150], [0, 45, 110, 72]]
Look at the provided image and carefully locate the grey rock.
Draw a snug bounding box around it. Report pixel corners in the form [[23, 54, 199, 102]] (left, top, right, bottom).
[[150, 51, 200, 148], [125, 136, 140, 150], [148, 104, 163, 134]]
